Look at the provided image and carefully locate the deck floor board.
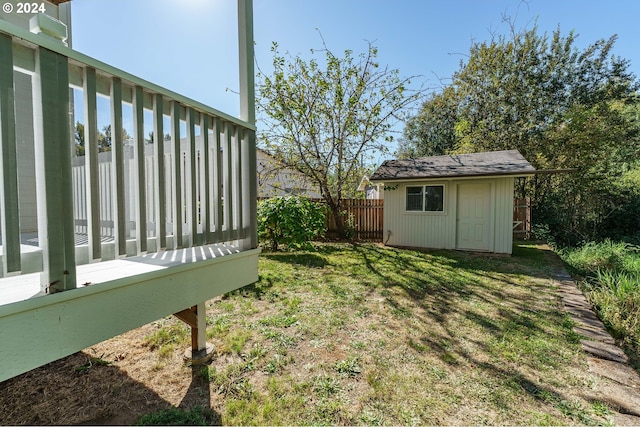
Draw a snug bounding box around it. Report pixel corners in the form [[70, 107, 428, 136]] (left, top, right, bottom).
[[0, 243, 240, 308]]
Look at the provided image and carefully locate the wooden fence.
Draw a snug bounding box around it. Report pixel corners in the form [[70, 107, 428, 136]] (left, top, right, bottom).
[[322, 197, 529, 241], [260, 197, 530, 242], [317, 198, 384, 241], [513, 198, 532, 240]]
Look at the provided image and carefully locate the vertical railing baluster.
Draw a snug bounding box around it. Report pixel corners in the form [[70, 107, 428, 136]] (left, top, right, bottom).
[[245, 128, 258, 248], [0, 34, 21, 275], [153, 94, 166, 249], [235, 126, 243, 240], [110, 77, 126, 256], [133, 86, 147, 253], [213, 118, 223, 243], [83, 67, 101, 261], [187, 108, 197, 244], [170, 101, 183, 248], [201, 115, 212, 244], [33, 47, 76, 292], [239, 127, 252, 241], [225, 122, 233, 242]]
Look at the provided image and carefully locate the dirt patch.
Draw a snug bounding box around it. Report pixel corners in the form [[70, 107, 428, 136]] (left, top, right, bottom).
[[0, 320, 218, 425]]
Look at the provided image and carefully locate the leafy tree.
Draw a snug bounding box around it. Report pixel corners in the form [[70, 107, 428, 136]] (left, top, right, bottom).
[[257, 38, 423, 237], [401, 22, 640, 244], [74, 123, 133, 155], [74, 121, 85, 156], [257, 196, 327, 251], [97, 124, 132, 152], [147, 131, 171, 144], [398, 86, 458, 158]]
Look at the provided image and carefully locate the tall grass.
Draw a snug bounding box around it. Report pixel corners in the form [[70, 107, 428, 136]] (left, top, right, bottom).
[[560, 240, 640, 367]]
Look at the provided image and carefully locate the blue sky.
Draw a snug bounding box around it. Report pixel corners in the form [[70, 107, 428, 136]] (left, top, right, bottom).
[[70, 0, 640, 155]]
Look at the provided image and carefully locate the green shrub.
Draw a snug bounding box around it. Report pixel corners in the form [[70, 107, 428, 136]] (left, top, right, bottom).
[[258, 196, 327, 251], [135, 406, 219, 425], [559, 240, 640, 369], [561, 240, 632, 276]]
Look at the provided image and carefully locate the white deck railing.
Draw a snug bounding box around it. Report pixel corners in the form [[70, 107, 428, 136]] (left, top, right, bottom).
[[0, 18, 257, 293]]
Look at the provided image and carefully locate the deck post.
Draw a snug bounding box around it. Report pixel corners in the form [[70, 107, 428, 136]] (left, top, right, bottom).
[[238, 0, 258, 250], [174, 302, 214, 365], [0, 34, 21, 275], [32, 46, 76, 292]]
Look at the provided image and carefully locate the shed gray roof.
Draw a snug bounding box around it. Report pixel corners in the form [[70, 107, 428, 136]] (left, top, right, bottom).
[[370, 150, 535, 181]]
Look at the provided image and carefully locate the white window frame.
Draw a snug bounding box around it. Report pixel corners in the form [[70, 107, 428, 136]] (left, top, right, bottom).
[[405, 184, 446, 213]]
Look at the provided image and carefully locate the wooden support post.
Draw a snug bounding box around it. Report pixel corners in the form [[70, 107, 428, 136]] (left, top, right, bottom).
[[0, 34, 21, 275], [238, 0, 258, 250], [174, 302, 214, 365], [33, 46, 76, 292]]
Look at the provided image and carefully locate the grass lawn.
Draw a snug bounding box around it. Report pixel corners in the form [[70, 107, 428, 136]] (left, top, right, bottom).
[[0, 243, 616, 425], [168, 243, 607, 425], [560, 240, 640, 371]]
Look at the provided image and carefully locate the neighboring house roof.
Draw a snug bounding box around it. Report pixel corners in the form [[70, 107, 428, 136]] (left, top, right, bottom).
[[370, 150, 535, 182], [256, 147, 322, 198]]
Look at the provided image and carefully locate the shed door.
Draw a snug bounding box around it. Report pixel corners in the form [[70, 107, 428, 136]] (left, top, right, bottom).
[[456, 183, 491, 251]]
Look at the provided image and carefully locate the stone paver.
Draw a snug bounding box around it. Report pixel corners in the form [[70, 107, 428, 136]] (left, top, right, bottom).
[[545, 251, 640, 425]]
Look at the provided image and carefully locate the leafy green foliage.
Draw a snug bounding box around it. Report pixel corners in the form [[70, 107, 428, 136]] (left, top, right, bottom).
[[135, 406, 219, 426], [257, 196, 326, 251], [399, 21, 640, 244], [560, 241, 640, 369], [257, 37, 424, 236], [74, 122, 132, 156], [143, 322, 189, 359]]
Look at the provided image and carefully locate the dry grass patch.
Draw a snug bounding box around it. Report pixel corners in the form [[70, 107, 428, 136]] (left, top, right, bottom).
[[0, 243, 617, 425]]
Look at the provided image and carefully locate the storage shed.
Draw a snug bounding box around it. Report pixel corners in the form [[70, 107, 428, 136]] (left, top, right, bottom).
[[370, 150, 535, 254]]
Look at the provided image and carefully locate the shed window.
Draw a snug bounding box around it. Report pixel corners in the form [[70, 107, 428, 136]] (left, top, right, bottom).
[[406, 186, 423, 211], [406, 185, 445, 212]]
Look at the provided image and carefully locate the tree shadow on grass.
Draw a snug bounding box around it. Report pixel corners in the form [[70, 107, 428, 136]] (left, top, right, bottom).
[[0, 350, 222, 426], [260, 251, 328, 268]]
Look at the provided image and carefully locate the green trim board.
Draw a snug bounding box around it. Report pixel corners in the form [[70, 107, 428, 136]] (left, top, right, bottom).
[[33, 46, 76, 291], [0, 246, 260, 382], [0, 20, 254, 131], [0, 34, 21, 274], [83, 66, 101, 261]]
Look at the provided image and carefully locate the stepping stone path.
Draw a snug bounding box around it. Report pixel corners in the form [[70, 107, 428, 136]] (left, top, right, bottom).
[[547, 251, 640, 425]]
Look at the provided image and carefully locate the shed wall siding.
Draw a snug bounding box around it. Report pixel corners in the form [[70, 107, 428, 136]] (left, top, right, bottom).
[[492, 177, 514, 254], [383, 177, 515, 254], [384, 180, 457, 249]]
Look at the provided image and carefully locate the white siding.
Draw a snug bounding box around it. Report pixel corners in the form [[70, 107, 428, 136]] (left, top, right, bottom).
[[384, 180, 457, 249], [492, 177, 515, 254], [383, 177, 515, 254]]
